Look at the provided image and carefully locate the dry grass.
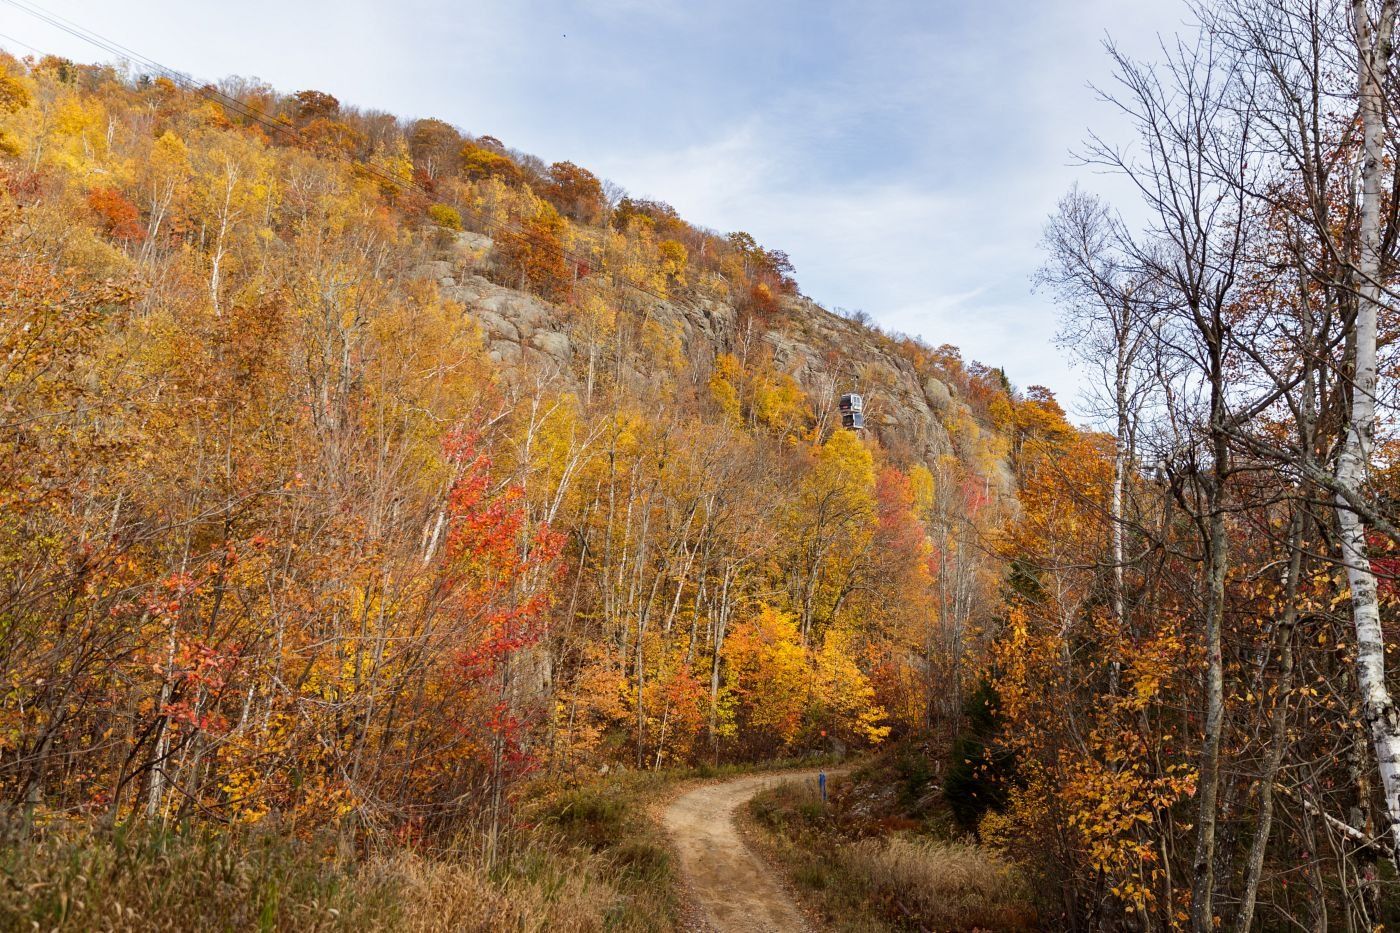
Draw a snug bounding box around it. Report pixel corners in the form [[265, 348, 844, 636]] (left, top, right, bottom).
[[0, 824, 397, 931], [368, 849, 629, 933], [839, 835, 1037, 931], [747, 779, 1038, 932], [0, 814, 673, 932]]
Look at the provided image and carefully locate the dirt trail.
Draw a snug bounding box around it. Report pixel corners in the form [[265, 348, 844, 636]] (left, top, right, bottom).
[[664, 769, 832, 933]]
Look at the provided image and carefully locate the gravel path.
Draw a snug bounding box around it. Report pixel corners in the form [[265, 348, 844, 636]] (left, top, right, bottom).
[[663, 769, 830, 932]]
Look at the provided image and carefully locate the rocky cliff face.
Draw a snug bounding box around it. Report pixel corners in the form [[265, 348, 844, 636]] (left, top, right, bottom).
[[414, 232, 1014, 500]]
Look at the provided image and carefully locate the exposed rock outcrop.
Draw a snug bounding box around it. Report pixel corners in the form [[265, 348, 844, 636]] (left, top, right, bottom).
[[415, 233, 1014, 502]]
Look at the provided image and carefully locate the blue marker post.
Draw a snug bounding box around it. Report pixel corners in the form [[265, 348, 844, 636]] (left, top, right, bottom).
[[818, 770, 827, 804]]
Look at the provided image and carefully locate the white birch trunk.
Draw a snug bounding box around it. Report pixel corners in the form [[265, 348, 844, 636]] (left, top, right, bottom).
[[1339, 0, 1400, 856], [209, 159, 240, 317], [1109, 313, 1130, 695]]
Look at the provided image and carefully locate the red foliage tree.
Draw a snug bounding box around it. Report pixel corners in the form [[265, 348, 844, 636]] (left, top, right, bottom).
[[439, 432, 563, 790], [545, 160, 605, 225], [86, 186, 145, 242]]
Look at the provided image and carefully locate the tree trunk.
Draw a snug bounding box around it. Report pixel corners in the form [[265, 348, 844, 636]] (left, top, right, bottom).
[[1191, 368, 1232, 931], [1190, 486, 1229, 931], [1108, 312, 1131, 695], [1236, 510, 1306, 932], [1337, 0, 1400, 856]]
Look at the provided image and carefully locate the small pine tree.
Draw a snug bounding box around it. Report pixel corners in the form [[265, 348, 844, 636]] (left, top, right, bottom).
[[943, 680, 1013, 831]]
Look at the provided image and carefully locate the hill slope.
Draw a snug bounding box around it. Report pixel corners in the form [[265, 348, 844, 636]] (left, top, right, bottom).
[[0, 52, 1015, 843]]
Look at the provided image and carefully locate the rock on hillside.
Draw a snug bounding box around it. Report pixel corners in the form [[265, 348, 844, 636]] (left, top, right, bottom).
[[413, 233, 1014, 501]]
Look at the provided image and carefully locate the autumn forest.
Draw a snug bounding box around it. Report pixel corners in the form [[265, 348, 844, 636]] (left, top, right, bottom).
[[3, 0, 1400, 930]]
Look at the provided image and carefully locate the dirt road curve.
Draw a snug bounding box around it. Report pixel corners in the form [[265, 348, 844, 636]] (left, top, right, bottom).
[[664, 769, 828, 933]]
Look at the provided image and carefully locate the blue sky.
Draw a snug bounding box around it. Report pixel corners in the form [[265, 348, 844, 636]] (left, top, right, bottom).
[[1, 0, 1192, 405]]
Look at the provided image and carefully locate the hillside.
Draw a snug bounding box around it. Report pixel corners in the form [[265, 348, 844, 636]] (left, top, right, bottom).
[[0, 52, 1022, 843]]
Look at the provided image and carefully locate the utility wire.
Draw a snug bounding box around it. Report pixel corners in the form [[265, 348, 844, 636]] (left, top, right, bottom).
[[0, 0, 687, 309], [0, 28, 42, 56]]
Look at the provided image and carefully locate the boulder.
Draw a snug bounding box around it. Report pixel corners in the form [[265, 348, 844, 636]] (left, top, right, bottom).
[[923, 377, 951, 410], [531, 330, 572, 362], [410, 259, 453, 284], [454, 230, 494, 253], [488, 340, 521, 365]]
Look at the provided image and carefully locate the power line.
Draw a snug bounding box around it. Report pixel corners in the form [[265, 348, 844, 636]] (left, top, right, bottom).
[[0, 0, 686, 309], [0, 29, 42, 56]]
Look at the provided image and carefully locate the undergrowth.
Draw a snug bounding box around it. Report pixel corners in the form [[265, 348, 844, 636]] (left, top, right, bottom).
[[0, 755, 843, 932], [0, 817, 673, 933], [745, 757, 1038, 932]]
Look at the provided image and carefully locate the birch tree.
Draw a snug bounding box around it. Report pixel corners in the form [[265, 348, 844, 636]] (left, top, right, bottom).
[[1337, 0, 1400, 853], [1040, 188, 1158, 658]]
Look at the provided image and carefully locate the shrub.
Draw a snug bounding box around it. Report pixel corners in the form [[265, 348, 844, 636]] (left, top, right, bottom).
[[944, 680, 1012, 831], [542, 786, 629, 849], [428, 203, 462, 230], [87, 186, 145, 241]]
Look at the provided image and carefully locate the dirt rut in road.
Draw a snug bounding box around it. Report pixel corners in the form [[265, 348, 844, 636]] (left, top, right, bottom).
[[663, 769, 830, 933]]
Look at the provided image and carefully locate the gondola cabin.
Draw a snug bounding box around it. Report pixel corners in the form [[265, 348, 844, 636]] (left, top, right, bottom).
[[838, 393, 864, 430]]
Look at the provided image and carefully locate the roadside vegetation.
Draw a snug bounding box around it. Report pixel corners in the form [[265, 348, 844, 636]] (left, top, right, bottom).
[[0, 771, 683, 933], [0, 755, 857, 932], [745, 750, 1038, 932]]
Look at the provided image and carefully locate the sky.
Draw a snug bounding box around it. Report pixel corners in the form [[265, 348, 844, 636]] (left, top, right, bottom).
[[0, 0, 1195, 407]]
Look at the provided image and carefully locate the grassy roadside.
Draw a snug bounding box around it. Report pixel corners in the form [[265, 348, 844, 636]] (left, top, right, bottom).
[[0, 816, 670, 932], [0, 755, 845, 932], [741, 752, 1039, 932]]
